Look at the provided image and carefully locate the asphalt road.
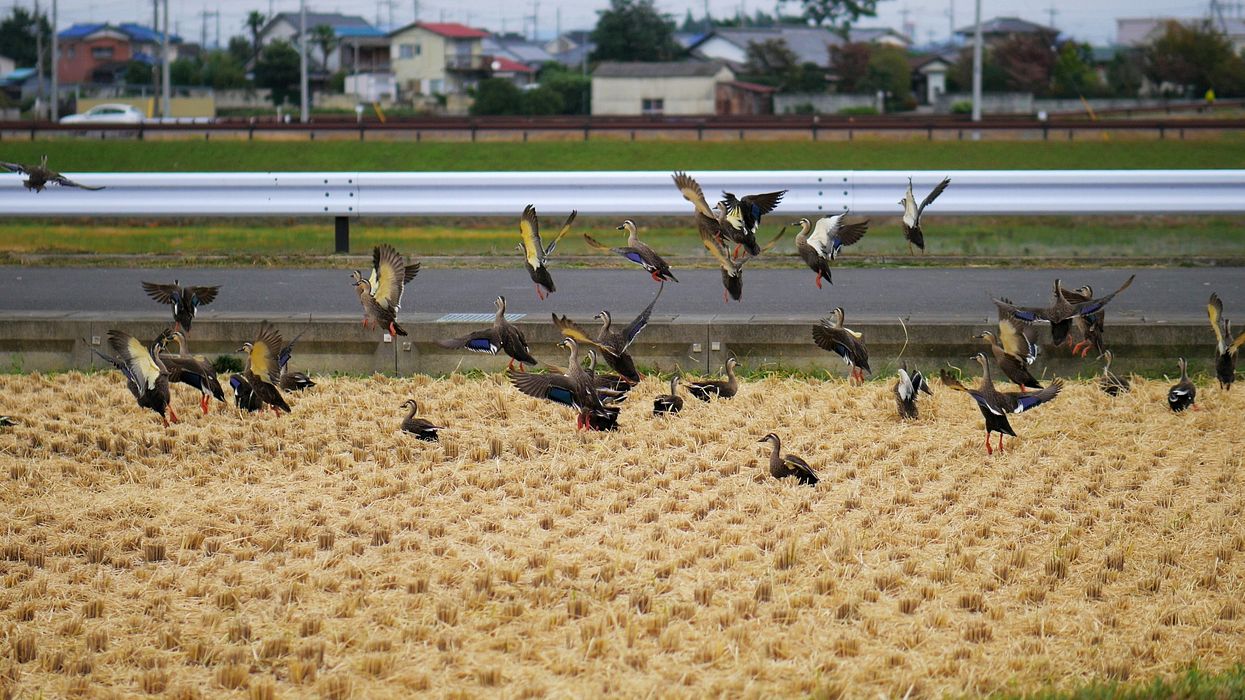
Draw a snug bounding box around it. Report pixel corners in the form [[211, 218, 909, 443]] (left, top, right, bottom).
[[0, 266, 1234, 322]]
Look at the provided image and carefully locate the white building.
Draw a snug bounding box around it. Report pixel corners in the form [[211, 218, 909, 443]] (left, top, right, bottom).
[[591, 61, 734, 116]]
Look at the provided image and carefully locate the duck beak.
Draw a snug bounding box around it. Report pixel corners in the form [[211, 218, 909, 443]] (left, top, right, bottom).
[[615, 224, 625, 230]]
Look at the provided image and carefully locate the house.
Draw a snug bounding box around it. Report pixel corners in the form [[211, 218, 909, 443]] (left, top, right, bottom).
[[717, 80, 776, 115], [910, 54, 954, 105], [0, 55, 15, 77], [336, 26, 391, 75], [388, 21, 490, 96], [1118, 17, 1245, 54], [591, 61, 739, 116], [688, 25, 910, 71], [488, 56, 537, 87], [483, 34, 554, 71], [544, 30, 592, 56], [955, 17, 1058, 46], [258, 12, 377, 73], [56, 23, 183, 85]]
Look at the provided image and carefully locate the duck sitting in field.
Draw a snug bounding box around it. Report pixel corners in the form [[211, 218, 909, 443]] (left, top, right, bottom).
[[1167, 358, 1197, 412], [584, 220, 678, 283], [439, 296, 538, 372], [941, 353, 1063, 455], [757, 433, 818, 486], [1208, 293, 1245, 390], [685, 357, 739, 401], [161, 330, 226, 414], [793, 214, 869, 289], [1, 155, 106, 192], [813, 307, 870, 385], [652, 375, 684, 416], [518, 204, 577, 300], [0, 416, 18, 428], [90, 329, 176, 427], [1097, 350, 1130, 397], [893, 363, 933, 420], [400, 399, 444, 441]]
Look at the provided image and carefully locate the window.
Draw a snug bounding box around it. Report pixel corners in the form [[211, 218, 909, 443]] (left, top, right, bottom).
[[415, 43, 421, 56], [399, 43, 415, 59], [642, 98, 664, 115], [91, 46, 114, 59]]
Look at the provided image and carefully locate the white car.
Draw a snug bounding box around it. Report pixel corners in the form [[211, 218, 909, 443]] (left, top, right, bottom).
[[59, 104, 145, 125]]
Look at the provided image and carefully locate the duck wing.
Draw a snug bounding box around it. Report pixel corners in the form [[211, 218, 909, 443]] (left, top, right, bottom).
[[672, 171, 717, 220], [0, 161, 31, 175], [249, 322, 284, 384], [369, 244, 412, 313], [508, 369, 580, 408], [1065, 275, 1135, 318], [106, 330, 163, 395], [917, 177, 951, 217], [519, 204, 545, 268], [543, 210, 577, 257], [50, 173, 106, 190], [739, 190, 786, 230], [141, 281, 180, 306], [620, 282, 663, 352], [437, 329, 501, 354]]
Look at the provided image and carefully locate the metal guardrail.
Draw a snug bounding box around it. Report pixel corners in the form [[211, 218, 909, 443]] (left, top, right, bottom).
[[2, 169, 1242, 251]]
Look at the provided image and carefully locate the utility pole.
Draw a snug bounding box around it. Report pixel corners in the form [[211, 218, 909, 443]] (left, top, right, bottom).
[[411, 0, 418, 24], [299, 0, 309, 122], [51, 0, 58, 120], [900, 6, 913, 42], [946, 0, 954, 43], [971, 0, 982, 124], [152, 0, 160, 106], [704, 0, 711, 32], [1046, 2, 1057, 31], [161, 0, 170, 118], [215, 10, 220, 48], [34, 0, 43, 119]]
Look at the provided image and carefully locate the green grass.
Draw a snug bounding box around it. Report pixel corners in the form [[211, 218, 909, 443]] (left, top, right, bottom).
[[2, 215, 1242, 263], [4, 138, 1245, 172], [990, 665, 1245, 700]]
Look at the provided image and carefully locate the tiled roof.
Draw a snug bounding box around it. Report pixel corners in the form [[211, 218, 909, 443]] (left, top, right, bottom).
[[58, 22, 181, 43], [594, 61, 731, 78], [490, 56, 535, 73], [956, 16, 1057, 36], [413, 22, 489, 39]]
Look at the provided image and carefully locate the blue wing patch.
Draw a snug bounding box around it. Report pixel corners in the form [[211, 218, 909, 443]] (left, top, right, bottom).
[[624, 251, 645, 264], [1015, 394, 1042, 412], [547, 386, 575, 406], [466, 337, 497, 353], [1012, 309, 1040, 322], [229, 376, 243, 390]]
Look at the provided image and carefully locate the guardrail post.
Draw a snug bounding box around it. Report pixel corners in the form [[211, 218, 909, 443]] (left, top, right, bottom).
[[335, 216, 350, 254]]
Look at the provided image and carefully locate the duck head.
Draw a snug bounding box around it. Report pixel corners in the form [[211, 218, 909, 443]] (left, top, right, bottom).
[[616, 219, 637, 234], [400, 399, 418, 412], [757, 432, 779, 445]]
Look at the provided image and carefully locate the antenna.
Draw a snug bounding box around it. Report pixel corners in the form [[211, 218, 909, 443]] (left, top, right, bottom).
[[1046, 2, 1057, 31], [900, 5, 914, 41], [946, 0, 955, 43]]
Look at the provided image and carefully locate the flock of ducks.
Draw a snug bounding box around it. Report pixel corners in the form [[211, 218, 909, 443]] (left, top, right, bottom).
[[4, 162, 1242, 483]]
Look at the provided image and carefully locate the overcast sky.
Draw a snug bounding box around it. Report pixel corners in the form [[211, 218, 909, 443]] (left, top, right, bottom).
[[26, 0, 1234, 48]]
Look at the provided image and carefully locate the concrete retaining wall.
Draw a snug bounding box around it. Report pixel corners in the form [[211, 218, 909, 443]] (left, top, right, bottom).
[[0, 314, 1208, 379]]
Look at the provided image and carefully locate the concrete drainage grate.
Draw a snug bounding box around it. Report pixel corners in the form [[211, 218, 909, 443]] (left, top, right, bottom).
[[435, 313, 526, 323]]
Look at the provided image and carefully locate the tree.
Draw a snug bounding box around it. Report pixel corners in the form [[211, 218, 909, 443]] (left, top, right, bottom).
[[1106, 48, 1145, 98], [246, 11, 267, 62], [470, 78, 522, 115], [860, 44, 911, 109], [123, 61, 153, 86], [590, 0, 681, 63], [0, 7, 51, 68], [948, 46, 1006, 93], [742, 38, 826, 93], [254, 40, 300, 106], [781, 0, 878, 34], [539, 62, 591, 114], [170, 57, 201, 86], [201, 51, 248, 89], [829, 42, 871, 93], [521, 85, 565, 114], [1144, 20, 1245, 96], [1051, 41, 1103, 97], [309, 24, 336, 70], [991, 31, 1058, 94], [227, 36, 252, 66]]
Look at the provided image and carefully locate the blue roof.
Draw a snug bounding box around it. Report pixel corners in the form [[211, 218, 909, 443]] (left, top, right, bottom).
[[335, 26, 386, 38], [58, 22, 181, 43], [2, 67, 37, 82]]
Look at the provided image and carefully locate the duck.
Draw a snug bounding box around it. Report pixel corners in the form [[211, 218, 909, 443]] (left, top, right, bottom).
[[1097, 350, 1130, 397], [0, 416, 18, 428], [757, 433, 818, 485], [793, 214, 869, 288], [508, 337, 619, 431], [228, 374, 262, 412], [1059, 284, 1106, 357], [899, 176, 950, 254], [941, 353, 1063, 455], [141, 280, 220, 334], [239, 322, 291, 415], [1167, 358, 1196, 412], [583, 349, 634, 396], [674, 171, 783, 301], [1208, 293, 1245, 390], [438, 296, 539, 371], [1, 155, 106, 192], [974, 330, 1042, 392], [994, 275, 1135, 347], [400, 399, 444, 441], [894, 363, 933, 420], [518, 204, 577, 300], [351, 244, 419, 337], [276, 330, 315, 391], [685, 357, 739, 401], [552, 282, 663, 383], [717, 188, 787, 257], [813, 307, 870, 385], [160, 330, 226, 414], [583, 220, 678, 283], [652, 375, 684, 415], [90, 329, 177, 426], [995, 301, 1041, 366]]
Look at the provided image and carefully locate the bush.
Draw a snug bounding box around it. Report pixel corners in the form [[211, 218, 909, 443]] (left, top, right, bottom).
[[786, 102, 816, 114], [520, 85, 564, 115], [327, 71, 347, 93], [837, 106, 878, 116], [470, 78, 522, 115], [951, 100, 973, 114], [212, 355, 244, 374]]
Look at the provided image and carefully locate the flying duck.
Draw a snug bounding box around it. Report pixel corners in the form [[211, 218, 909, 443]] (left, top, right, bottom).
[[518, 204, 577, 300], [141, 280, 220, 334], [1, 155, 106, 192], [813, 307, 870, 384], [583, 220, 678, 283], [508, 337, 620, 431], [400, 399, 444, 441], [757, 433, 818, 486], [553, 282, 662, 383], [899, 176, 950, 254], [239, 322, 291, 415], [793, 214, 869, 288], [1167, 358, 1196, 412], [90, 329, 177, 426], [1208, 293, 1245, 390], [161, 330, 226, 414], [894, 363, 933, 420], [1059, 284, 1106, 357], [974, 330, 1042, 392], [994, 275, 1136, 347], [438, 296, 538, 371], [941, 354, 1063, 455], [995, 301, 1041, 366], [717, 188, 786, 257], [1097, 350, 1130, 397], [652, 375, 684, 415], [685, 357, 739, 401], [351, 244, 419, 337], [275, 330, 315, 391]]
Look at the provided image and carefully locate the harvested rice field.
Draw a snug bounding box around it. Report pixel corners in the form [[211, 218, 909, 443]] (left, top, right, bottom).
[[1, 372, 1243, 698]]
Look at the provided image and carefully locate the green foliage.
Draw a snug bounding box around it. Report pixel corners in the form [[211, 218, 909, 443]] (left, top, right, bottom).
[[538, 63, 591, 114], [590, 0, 681, 63], [201, 51, 248, 89], [470, 78, 523, 115], [861, 44, 911, 109], [1106, 49, 1145, 98], [779, 0, 878, 34], [246, 11, 266, 62], [1051, 42, 1104, 97], [949, 47, 1008, 93], [123, 61, 153, 86], [836, 105, 877, 115], [309, 24, 337, 70], [742, 39, 827, 93], [993, 31, 1059, 94], [327, 70, 347, 93], [212, 355, 244, 374], [170, 58, 200, 86], [1003, 665, 1245, 700], [1144, 19, 1245, 96], [253, 40, 300, 107], [0, 7, 50, 68], [228, 36, 252, 66], [950, 100, 973, 114], [520, 85, 565, 115]]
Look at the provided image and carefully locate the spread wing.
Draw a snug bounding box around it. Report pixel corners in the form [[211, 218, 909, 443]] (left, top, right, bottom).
[[249, 322, 284, 383], [189, 285, 220, 307], [994, 298, 1053, 325], [369, 244, 409, 312], [508, 370, 580, 408], [582, 233, 610, 251], [622, 282, 663, 352], [543, 210, 577, 257], [0, 161, 31, 175], [519, 204, 544, 267], [672, 171, 717, 220], [551, 314, 612, 354], [737, 226, 787, 269], [911, 369, 933, 395], [1208, 293, 1226, 353], [141, 281, 179, 306], [106, 330, 162, 393], [278, 329, 306, 372], [1011, 379, 1063, 413], [918, 177, 951, 216], [740, 190, 785, 221], [807, 216, 839, 255], [1068, 274, 1135, 317], [699, 223, 737, 274], [437, 329, 500, 353], [50, 174, 106, 190]]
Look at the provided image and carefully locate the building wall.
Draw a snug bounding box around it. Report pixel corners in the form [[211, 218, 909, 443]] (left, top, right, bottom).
[[693, 36, 748, 65], [774, 92, 878, 114], [591, 70, 731, 115], [58, 36, 133, 83], [0, 56, 15, 75], [391, 28, 448, 94]]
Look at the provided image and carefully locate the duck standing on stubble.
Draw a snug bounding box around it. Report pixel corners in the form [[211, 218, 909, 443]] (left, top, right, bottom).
[[1167, 358, 1196, 412], [400, 399, 444, 441], [90, 329, 177, 427], [894, 363, 933, 420], [757, 433, 818, 485], [813, 307, 870, 385]]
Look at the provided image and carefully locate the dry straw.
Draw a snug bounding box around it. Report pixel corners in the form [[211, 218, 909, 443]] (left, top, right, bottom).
[[0, 372, 1241, 697]]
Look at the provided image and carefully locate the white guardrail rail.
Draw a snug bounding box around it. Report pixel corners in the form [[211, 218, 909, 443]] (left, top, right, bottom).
[[1, 169, 1243, 217]]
